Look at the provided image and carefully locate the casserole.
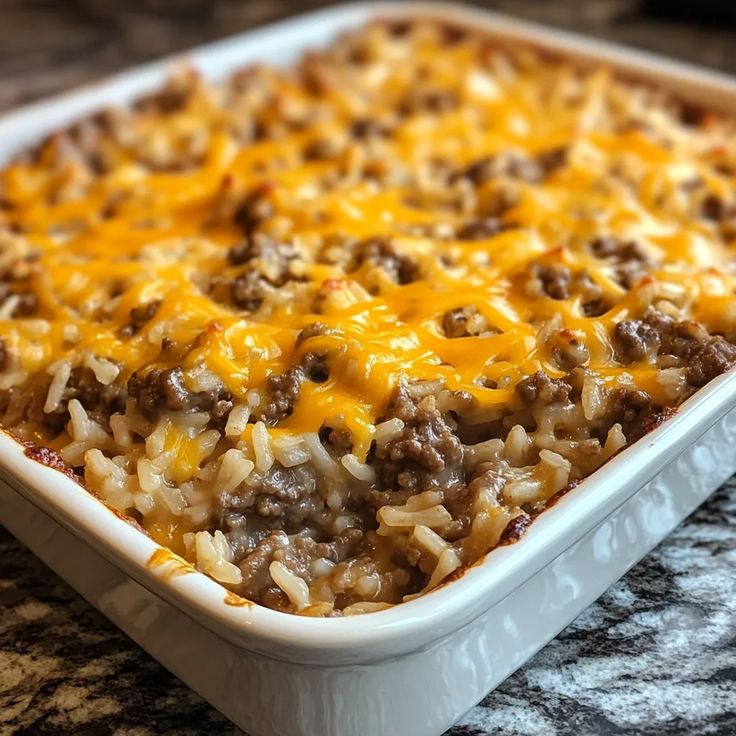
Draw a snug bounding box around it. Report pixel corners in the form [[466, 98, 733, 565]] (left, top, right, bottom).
[[1, 1, 728, 730]]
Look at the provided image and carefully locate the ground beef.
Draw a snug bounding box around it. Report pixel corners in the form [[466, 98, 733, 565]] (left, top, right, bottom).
[[615, 310, 736, 388], [231, 271, 265, 310], [536, 146, 568, 176], [221, 463, 319, 527], [615, 262, 646, 290], [135, 76, 192, 114], [589, 236, 651, 289], [375, 384, 464, 492], [127, 366, 230, 417], [210, 397, 234, 430], [1, 291, 37, 317], [30, 110, 117, 174], [548, 330, 590, 371], [228, 234, 296, 310], [229, 232, 295, 270], [118, 299, 161, 338], [227, 233, 296, 274], [233, 186, 275, 235], [457, 148, 566, 186], [610, 387, 651, 425], [295, 321, 332, 346], [456, 157, 516, 186], [525, 263, 605, 313], [398, 89, 458, 116], [41, 366, 125, 434], [0, 339, 6, 372], [678, 102, 705, 127], [257, 351, 332, 425], [614, 319, 661, 362], [455, 217, 505, 240], [590, 236, 638, 260], [701, 194, 728, 222], [605, 387, 657, 441], [258, 366, 305, 424], [323, 426, 353, 451], [351, 237, 418, 284], [643, 310, 709, 359], [442, 307, 471, 338], [441, 305, 489, 338], [69, 367, 121, 412], [577, 273, 607, 316], [300, 351, 329, 383], [129, 367, 187, 413], [292, 528, 364, 564], [234, 531, 291, 604], [130, 299, 161, 327], [465, 464, 505, 523], [39, 402, 67, 436], [529, 263, 571, 299], [685, 337, 736, 387], [516, 368, 654, 443], [227, 239, 255, 266], [303, 137, 345, 161], [232, 527, 364, 608], [350, 118, 390, 140], [515, 371, 572, 404]]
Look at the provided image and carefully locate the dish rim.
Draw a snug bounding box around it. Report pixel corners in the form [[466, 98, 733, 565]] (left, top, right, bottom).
[[2, 0, 736, 662]]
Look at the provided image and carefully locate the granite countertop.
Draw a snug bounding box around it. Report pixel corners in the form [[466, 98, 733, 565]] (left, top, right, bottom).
[[1, 1, 736, 734]]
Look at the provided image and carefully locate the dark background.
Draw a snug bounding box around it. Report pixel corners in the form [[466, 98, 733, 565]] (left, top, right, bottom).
[[1, 2, 735, 735]]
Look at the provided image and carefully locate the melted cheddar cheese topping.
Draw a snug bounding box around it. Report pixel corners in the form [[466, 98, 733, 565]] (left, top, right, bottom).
[[2, 20, 736, 459]]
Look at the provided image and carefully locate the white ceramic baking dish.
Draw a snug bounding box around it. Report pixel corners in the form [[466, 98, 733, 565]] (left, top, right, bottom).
[[3, 3, 736, 734]]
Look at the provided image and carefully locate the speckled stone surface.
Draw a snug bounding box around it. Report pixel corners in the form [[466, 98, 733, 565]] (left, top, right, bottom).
[[2, 481, 734, 736], [1, 1, 736, 734]]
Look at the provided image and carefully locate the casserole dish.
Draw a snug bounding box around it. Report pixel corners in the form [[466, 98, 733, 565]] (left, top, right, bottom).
[[3, 2, 736, 733]]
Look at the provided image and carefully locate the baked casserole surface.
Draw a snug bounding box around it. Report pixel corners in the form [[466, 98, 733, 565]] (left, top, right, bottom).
[[2, 21, 736, 614]]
